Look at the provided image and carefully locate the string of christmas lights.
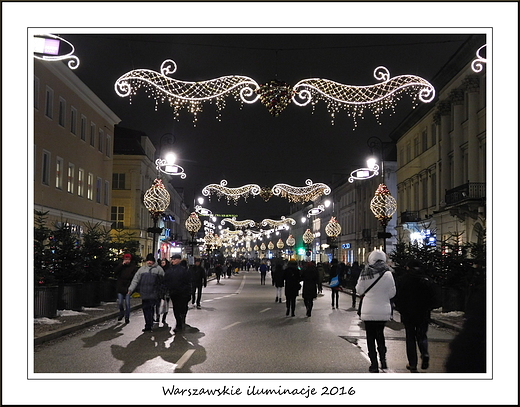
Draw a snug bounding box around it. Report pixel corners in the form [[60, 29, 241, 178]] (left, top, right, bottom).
[[260, 216, 296, 228], [202, 180, 261, 204], [221, 217, 257, 228], [472, 45, 487, 73], [271, 179, 331, 203]]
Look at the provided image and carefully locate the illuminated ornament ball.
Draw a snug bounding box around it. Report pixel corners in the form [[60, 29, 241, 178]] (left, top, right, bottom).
[[277, 239, 284, 249], [185, 212, 202, 234], [256, 79, 295, 117], [370, 184, 397, 227], [286, 235, 295, 247], [303, 229, 314, 245], [325, 216, 342, 239], [143, 179, 170, 218]]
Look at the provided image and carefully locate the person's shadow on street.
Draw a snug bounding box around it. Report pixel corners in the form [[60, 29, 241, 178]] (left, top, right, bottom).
[[81, 323, 125, 348], [110, 323, 206, 373]]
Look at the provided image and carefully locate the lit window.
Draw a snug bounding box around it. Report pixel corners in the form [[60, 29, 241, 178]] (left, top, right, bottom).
[[67, 163, 75, 193], [78, 168, 84, 197], [87, 173, 93, 200], [55, 157, 63, 189]]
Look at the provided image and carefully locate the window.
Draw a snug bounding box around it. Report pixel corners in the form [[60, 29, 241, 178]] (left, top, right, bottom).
[[104, 180, 110, 205], [112, 173, 126, 189], [80, 115, 87, 141], [34, 76, 40, 109], [87, 173, 93, 200], [406, 142, 411, 163], [431, 123, 437, 145], [70, 106, 77, 135], [431, 172, 437, 206], [58, 97, 66, 127], [96, 177, 102, 203], [67, 163, 75, 193], [55, 157, 63, 189], [105, 134, 111, 157], [98, 128, 104, 153], [111, 206, 124, 229], [45, 87, 53, 118], [42, 150, 50, 185], [414, 137, 420, 158], [78, 168, 85, 197], [422, 129, 428, 153], [422, 177, 428, 208], [90, 122, 96, 146]]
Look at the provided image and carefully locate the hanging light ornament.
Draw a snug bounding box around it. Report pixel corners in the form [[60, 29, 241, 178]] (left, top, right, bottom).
[[272, 179, 331, 203], [202, 179, 261, 204], [143, 179, 170, 220], [370, 184, 397, 227], [325, 216, 342, 239], [185, 212, 202, 236], [286, 235, 295, 248], [276, 239, 284, 250], [221, 217, 257, 229], [260, 242, 267, 251], [254, 245, 259, 251], [303, 229, 314, 245], [260, 216, 296, 228], [259, 186, 273, 202], [268, 241, 274, 250], [255, 79, 295, 117]]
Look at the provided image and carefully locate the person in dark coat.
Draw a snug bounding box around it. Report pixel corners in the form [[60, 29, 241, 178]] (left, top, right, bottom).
[[349, 261, 362, 308], [158, 258, 172, 324], [301, 261, 319, 317], [259, 260, 268, 285], [127, 253, 164, 332], [215, 263, 223, 284], [393, 259, 439, 372], [114, 253, 138, 323], [271, 262, 285, 303], [329, 258, 342, 309], [190, 258, 207, 309], [163, 254, 191, 332], [283, 261, 301, 317]]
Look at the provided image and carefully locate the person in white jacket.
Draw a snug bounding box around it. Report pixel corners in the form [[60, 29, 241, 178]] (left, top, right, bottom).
[[356, 250, 396, 373]]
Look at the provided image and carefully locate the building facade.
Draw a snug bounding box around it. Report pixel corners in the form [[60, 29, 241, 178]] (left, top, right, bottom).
[[33, 59, 120, 233]]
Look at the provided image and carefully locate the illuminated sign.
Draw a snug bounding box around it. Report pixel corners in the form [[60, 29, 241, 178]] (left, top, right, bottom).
[[341, 243, 351, 249]]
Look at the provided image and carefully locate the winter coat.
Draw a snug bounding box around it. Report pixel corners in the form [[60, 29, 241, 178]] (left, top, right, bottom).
[[283, 265, 301, 298], [301, 264, 319, 299], [329, 264, 342, 291], [272, 264, 285, 288], [393, 267, 439, 324], [114, 261, 138, 294], [164, 263, 191, 298], [356, 261, 396, 321], [128, 263, 164, 300], [189, 264, 207, 288]]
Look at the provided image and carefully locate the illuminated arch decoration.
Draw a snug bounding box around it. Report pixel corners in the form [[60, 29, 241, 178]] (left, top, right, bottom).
[[472, 45, 487, 73], [272, 179, 331, 203], [292, 66, 435, 126], [370, 183, 397, 228], [202, 180, 261, 204], [221, 217, 257, 229], [260, 216, 296, 228], [115, 59, 260, 123], [33, 34, 80, 69], [115, 60, 435, 125]]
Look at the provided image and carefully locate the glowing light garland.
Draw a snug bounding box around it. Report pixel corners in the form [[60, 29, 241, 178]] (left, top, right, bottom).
[[33, 34, 80, 69], [202, 180, 261, 204], [221, 217, 256, 229], [349, 163, 380, 183], [115, 60, 435, 125], [155, 158, 186, 178], [143, 179, 170, 218], [472, 45, 487, 73], [370, 184, 397, 228], [272, 179, 331, 203], [194, 205, 213, 217], [260, 216, 296, 228], [308, 204, 325, 217]]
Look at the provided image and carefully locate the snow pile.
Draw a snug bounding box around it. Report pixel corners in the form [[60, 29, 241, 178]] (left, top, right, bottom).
[[34, 317, 62, 325], [58, 309, 89, 317]]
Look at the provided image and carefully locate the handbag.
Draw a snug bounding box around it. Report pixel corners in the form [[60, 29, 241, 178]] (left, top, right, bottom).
[[330, 275, 340, 288], [357, 271, 386, 317]]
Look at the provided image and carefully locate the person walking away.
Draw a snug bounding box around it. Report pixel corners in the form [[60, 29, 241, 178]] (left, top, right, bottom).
[[115, 253, 138, 324], [349, 261, 362, 308], [393, 259, 440, 372], [190, 258, 207, 309], [127, 253, 164, 332], [329, 258, 341, 309], [215, 263, 223, 284], [283, 261, 301, 317], [316, 262, 325, 294], [301, 261, 319, 317], [272, 262, 285, 303], [158, 258, 172, 324], [259, 260, 268, 285], [356, 250, 396, 372], [164, 254, 192, 332]]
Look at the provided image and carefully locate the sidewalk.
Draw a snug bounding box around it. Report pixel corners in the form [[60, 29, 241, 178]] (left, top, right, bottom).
[[34, 277, 464, 346]]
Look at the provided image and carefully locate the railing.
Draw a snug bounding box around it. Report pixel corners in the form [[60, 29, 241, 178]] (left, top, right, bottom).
[[401, 211, 420, 223], [445, 182, 486, 206]]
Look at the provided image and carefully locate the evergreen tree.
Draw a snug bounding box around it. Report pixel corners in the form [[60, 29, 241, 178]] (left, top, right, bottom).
[[34, 210, 53, 285]]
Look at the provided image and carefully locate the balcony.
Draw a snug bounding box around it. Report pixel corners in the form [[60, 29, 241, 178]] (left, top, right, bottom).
[[445, 182, 486, 206], [401, 211, 420, 223]]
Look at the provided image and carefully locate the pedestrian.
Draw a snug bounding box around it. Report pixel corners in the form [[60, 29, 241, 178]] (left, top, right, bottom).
[[329, 258, 342, 309], [127, 253, 164, 333], [190, 258, 207, 309], [349, 261, 362, 308], [114, 253, 138, 324], [271, 262, 284, 303], [215, 262, 223, 283], [393, 259, 440, 372], [158, 258, 172, 324], [301, 261, 319, 317], [283, 260, 301, 317], [316, 262, 325, 294], [356, 250, 396, 372], [259, 260, 268, 285], [164, 254, 192, 332]]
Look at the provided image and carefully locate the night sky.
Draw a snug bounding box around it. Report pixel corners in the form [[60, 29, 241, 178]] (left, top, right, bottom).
[[57, 33, 480, 220]]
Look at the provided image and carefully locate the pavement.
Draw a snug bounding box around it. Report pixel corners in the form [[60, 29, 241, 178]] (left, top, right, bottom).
[[33, 274, 465, 346]]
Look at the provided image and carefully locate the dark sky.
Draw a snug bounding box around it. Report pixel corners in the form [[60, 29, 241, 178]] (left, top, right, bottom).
[[59, 33, 479, 220]]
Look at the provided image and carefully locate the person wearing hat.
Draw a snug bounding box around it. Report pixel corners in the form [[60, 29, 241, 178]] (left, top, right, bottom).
[[164, 254, 191, 332], [114, 253, 138, 323], [356, 250, 396, 373], [127, 253, 165, 332]]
